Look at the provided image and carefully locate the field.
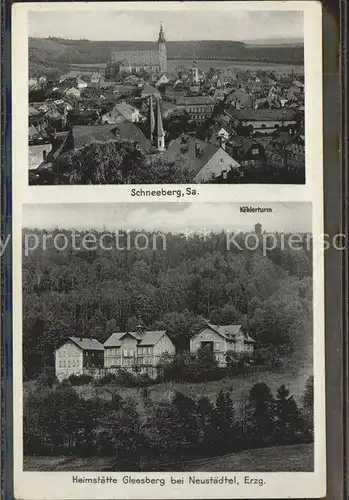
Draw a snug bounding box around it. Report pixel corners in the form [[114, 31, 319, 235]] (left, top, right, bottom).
[[23, 443, 313, 472], [23, 363, 312, 422], [74, 363, 311, 408], [67, 59, 304, 75]]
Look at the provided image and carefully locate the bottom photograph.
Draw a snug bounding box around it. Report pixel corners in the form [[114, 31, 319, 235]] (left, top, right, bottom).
[[22, 202, 314, 473]]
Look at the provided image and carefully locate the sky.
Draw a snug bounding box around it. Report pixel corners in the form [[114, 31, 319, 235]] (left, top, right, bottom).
[[23, 202, 312, 234], [28, 9, 303, 42]]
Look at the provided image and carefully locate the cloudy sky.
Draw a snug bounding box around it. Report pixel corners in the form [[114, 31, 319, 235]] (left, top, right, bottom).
[[23, 203, 312, 234], [28, 9, 303, 42]]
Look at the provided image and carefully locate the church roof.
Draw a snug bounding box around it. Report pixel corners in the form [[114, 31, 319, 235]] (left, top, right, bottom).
[[110, 50, 160, 67]]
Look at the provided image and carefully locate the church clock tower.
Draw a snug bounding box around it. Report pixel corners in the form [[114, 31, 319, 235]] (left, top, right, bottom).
[[158, 23, 167, 73]]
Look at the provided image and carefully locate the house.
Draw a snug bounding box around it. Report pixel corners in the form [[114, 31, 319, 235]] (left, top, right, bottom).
[[163, 134, 241, 183], [101, 101, 144, 124], [176, 95, 215, 124], [265, 133, 305, 171], [141, 84, 161, 100], [223, 136, 265, 170], [190, 321, 255, 367], [29, 142, 53, 171], [226, 89, 254, 109], [104, 325, 175, 378], [155, 73, 170, 88], [65, 87, 81, 99], [226, 108, 299, 135], [55, 337, 104, 381]]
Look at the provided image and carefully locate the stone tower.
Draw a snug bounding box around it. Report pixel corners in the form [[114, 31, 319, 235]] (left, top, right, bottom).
[[158, 23, 167, 73]]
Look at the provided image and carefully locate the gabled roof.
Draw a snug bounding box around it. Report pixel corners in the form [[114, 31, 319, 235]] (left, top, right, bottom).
[[177, 95, 215, 106], [68, 337, 104, 351], [163, 134, 240, 179], [141, 84, 160, 96], [138, 330, 166, 346], [104, 330, 167, 347], [103, 331, 139, 347], [113, 121, 154, 153], [194, 321, 255, 343], [72, 125, 117, 150], [110, 50, 160, 66]]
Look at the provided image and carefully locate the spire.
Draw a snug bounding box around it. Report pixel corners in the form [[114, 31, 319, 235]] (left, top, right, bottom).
[[149, 96, 155, 141], [154, 98, 165, 151], [158, 22, 166, 43], [155, 98, 164, 138]]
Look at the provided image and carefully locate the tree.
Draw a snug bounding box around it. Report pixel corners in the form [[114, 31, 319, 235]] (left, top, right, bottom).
[[244, 382, 275, 447], [301, 375, 314, 437], [213, 390, 237, 451], [274, 384, 302, 443]]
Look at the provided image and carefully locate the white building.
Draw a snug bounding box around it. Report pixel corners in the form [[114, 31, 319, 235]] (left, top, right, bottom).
[[55, 337, 104, 381], [190, 321, 255, 367], [104, 326, 175, 378]]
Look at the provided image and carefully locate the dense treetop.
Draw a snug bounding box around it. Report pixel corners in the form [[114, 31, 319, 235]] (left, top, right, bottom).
[[23, 229, 312, 378]]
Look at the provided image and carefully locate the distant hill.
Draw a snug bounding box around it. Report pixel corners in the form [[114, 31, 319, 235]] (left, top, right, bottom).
[[29, 37, 304, 78], [245, 37, 304, 46]]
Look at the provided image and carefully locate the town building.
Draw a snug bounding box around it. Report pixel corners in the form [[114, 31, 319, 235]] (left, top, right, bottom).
[[226, 108, 299, 135], [55, 337, 104, 381], [104, 325, 176, 378], [190, 321, 255, 367], [163, 134, 241, 183], [106, 24, 167, 78], [176, 95, 215, 124], [101, 101, 145, 124], [265, 133, 305, 172]]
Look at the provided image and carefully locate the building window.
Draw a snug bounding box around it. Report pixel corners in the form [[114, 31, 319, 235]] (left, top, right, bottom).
[[252, 148, 258, 155], [219, 158, 224, 163]]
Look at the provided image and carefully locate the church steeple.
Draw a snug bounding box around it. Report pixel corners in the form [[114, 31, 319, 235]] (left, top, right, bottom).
[[149, 96, 155, 141], [154, 98, 165, 151], [158, 22, 166, 43], [157, 23, 167, 73]]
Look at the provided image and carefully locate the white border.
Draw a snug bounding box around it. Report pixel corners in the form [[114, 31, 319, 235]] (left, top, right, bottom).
[[12, 2, 325, 499]]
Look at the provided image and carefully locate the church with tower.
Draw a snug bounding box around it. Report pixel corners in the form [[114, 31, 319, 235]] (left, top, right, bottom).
[[105, 24, 167, 78]]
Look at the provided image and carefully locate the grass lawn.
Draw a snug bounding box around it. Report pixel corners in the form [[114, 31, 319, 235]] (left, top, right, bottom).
[[24, 443, 313, 472], [70, 363, 311, 420]]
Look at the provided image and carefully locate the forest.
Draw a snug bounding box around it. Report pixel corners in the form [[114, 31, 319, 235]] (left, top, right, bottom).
[[22, 229, 313, 380], [24, 374, 314, 469], [29, 37, 304, 78]]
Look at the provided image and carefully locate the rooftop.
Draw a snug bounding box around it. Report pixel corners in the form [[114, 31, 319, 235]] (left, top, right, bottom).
[[227, 108, 298, 121], [104, 330, 167, 347], [68, 337, 104, 351]]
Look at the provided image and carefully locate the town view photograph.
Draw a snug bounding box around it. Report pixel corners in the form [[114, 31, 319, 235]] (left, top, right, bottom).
[[28, 9, 305, 185], [23, 202, 314, 472]]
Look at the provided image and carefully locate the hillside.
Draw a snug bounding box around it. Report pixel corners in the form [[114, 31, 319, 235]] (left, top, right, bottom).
[[29, 37, 304, 78], [22, 229, 313, 380]]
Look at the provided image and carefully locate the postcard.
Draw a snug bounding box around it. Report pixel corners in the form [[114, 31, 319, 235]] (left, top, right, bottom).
[[11, 2, 324, 499]]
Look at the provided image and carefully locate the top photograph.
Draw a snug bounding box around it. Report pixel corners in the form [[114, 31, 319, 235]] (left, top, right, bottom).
[[28, 8, 305, 186]]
